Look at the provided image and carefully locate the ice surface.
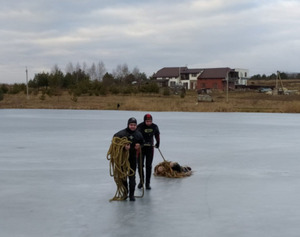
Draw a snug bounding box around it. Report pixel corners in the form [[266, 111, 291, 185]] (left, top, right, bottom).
[[1, 109, 300, 237]]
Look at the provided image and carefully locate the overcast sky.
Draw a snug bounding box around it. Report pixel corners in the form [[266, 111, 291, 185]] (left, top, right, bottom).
[[1, 0, 299, 83]]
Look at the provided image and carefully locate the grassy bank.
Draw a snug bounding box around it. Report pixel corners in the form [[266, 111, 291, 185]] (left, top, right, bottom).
[[1, 89, 300, 113]]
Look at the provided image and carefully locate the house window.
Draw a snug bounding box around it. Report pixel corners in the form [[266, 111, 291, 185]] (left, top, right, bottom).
[[245, 72, 247, 77], [213, 83, 218, 89], [191, 73, 197, 77], [170, 81, 176, 87]]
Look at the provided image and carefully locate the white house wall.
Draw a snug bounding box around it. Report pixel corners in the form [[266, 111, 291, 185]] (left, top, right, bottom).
[[181, 80, 189, 89], [168, 77, 180, 87], [234, 68, 249, 86]]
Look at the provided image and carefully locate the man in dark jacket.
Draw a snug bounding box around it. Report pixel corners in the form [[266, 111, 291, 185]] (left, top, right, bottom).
[[114, 117, 144, 201], [137, 114, 160, 190]]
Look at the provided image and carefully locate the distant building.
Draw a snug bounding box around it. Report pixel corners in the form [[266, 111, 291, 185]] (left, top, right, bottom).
[[153, 66, 248, 90], [153, 67, 187, 88], [197, 67, 238, 91], [180, 68, 203, 90], [234, 68, 249, 86]]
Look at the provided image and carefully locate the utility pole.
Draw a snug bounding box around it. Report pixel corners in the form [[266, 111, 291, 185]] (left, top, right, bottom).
[[25, 67, 29, 99], [276, 71, 284, 95], [226, 76, 229, 103]]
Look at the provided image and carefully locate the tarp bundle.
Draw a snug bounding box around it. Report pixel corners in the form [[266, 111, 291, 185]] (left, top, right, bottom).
[[154, 161, 192, 178]]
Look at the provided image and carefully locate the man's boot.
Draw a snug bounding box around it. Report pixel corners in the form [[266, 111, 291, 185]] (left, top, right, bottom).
[[138, 182, 143, 189], [129, 189, 135, 201], [129, 196, 136, 201]]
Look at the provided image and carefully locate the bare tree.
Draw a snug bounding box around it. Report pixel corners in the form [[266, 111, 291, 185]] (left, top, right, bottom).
[[96, 61, 106, 81], [51, 64, 61, 74], [132, 66, 140, 80], [75, 62, 81, 72], [88, 63, 97, 81], [113, 63, 129, 81], [82, 62, 88, 73], [65, 62, 74, 74]]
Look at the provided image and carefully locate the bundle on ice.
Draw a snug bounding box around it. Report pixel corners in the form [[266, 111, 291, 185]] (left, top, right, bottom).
[[106, 137, 134, 201], [154, 161, 192, 178]]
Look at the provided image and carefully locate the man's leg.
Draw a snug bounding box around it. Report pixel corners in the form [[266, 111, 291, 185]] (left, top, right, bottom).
[[129, 155, 137, 201], [137, 149, 145, 189], [145, 147, 154, 189]]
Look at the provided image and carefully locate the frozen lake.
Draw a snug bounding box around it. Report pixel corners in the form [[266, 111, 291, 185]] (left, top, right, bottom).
[[1, 109, 300, 237]]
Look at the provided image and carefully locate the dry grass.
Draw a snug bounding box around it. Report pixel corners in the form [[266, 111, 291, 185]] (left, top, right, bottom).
[[1, 80, 300, 113], [1, 90, 300, 113]]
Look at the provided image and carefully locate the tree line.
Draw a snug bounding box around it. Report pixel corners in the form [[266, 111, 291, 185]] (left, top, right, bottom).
[[0, 62, 161, 101], [250, 72, 300, 80]]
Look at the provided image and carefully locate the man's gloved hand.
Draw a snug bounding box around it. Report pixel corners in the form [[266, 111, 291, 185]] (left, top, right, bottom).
[[154, 143, 159, 148]]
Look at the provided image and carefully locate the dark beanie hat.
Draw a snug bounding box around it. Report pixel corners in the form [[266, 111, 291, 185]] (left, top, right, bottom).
[[127, 117, 137, 125], [144, 113, 152, 121]]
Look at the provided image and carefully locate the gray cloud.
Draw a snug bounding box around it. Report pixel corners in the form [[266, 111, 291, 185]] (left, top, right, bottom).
[[1, 0, 299, 83]]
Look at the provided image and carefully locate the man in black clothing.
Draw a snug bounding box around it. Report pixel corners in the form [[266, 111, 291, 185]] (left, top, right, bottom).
[[137, 114, 160, 190], [114, 117, 144, 201]]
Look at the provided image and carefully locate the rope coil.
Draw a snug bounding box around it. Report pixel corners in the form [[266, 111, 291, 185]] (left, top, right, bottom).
[[107, 137, 134, 201]]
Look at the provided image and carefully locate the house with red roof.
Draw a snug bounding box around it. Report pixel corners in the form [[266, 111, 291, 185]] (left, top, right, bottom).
[[153, 67, 247, 90]]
